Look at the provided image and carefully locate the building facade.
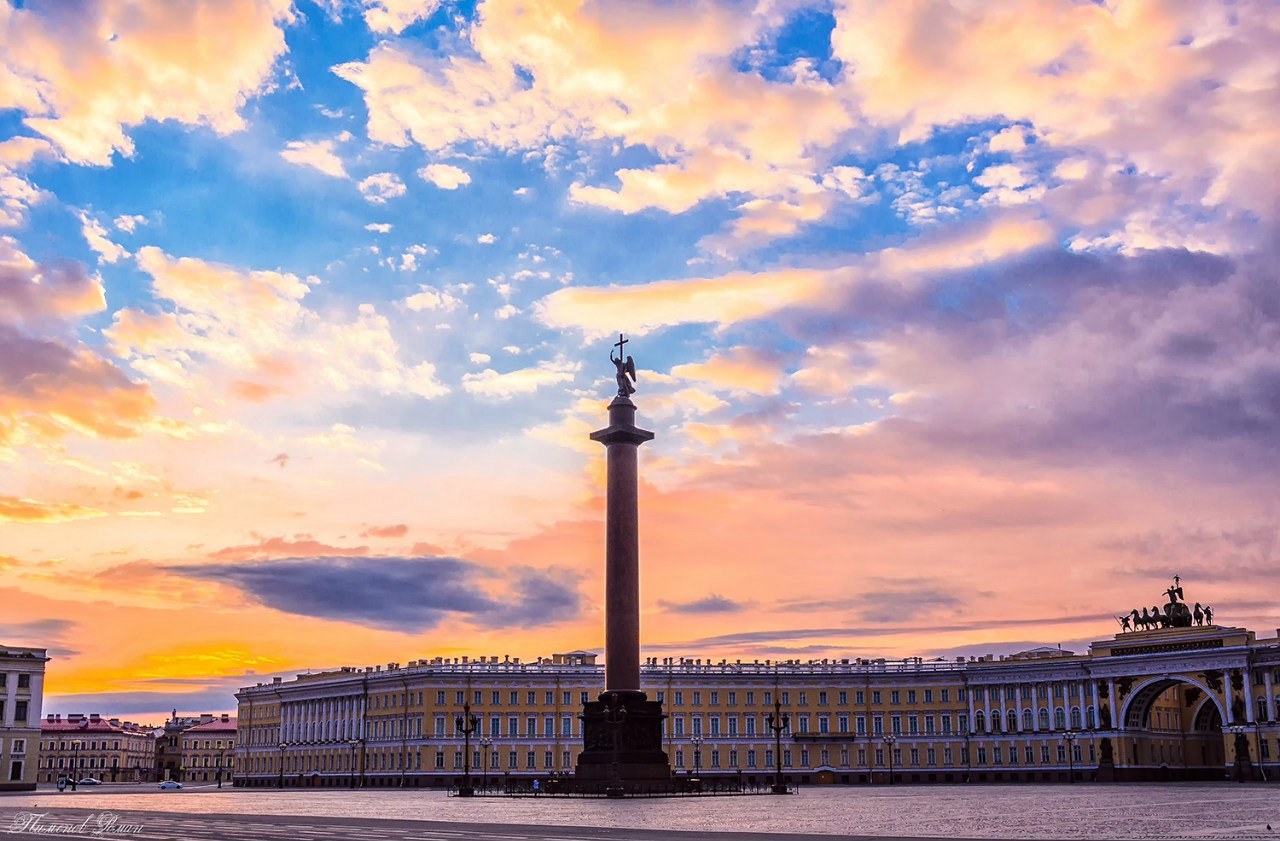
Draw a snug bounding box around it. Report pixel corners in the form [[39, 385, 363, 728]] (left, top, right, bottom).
[[234, 624, 1280, 788], [38, 714, 157, 783], [0, 645, 48, 791], [181, 715, 237, 785]]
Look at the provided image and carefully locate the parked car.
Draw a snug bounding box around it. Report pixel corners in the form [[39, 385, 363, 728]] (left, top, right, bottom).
[[77, 778, 103, 786], [157, 780, 183, 790]]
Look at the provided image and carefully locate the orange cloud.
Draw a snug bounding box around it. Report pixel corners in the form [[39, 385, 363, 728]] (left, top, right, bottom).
[[671, 346, 786, 395], [3, 0, 295, 165], [536, 268, 834, 338], [207, 535, 371, 562], [0, 495, 106, 523], [362, 523, 409, 539]]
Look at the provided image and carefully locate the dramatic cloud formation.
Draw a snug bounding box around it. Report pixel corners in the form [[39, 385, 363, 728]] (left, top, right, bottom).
[[2, 0, 1278, 719]]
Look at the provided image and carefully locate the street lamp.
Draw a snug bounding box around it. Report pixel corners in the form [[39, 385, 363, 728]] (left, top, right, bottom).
[[691, 735, 703, 777], [480, 737, 492, 794], [1226, 724, 1251, 783], [216, 751, 225, 789], [71, 740, 81, 791], [348, 740, 360, 789], [882, 734, 897, 785], [277, 742, 287, 789], [765, 698, 790, 795], [1060, 731, 1077, 783], [455, 700, 479, 797]]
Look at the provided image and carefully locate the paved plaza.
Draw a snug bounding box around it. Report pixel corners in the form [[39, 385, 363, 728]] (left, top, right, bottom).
[[1, 784, 1278, 840]]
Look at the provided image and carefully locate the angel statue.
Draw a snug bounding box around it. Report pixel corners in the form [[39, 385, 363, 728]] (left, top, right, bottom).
[[611, 334, 637, 396]]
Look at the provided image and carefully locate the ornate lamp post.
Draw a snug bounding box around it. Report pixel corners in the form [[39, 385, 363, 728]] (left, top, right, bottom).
[[882, 734, 897, 785], [480, 737, 492, 794], [1061, 731, 1077, 783], [277, 742, 287, 789], [1226, 724, 1251, 783], [71, 740, 81, 790], [765, 699, 790, 795], [348, 739, 360, 789], [216, 751, 225, 788], [455, 700, 479, 797], [691, 735, 703, 777]]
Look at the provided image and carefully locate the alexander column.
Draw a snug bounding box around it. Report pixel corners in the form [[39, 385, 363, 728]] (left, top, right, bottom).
[[576, 334, 670, 791]]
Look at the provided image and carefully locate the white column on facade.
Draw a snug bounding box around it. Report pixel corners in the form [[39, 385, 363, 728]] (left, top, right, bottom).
[[1266, 671, 1276, 722], [29, 672, 44, 722], [1091, 679, 1101, 728], [1244, 670, 1256, 724], [967, 687, 976, 734], [1107, 679, 1119, 730], [3, 672, 14, 726], [984, 686, 994, 734]]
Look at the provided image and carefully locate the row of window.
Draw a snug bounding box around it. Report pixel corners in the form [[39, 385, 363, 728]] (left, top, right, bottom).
[[182, 739, 233, 751], [42, 739, 148, 752], [0, 739, 26, 755], [0, 674, 32, 689]]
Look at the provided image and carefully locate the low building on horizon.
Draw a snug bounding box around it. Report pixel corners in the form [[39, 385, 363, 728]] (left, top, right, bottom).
[[234, 620, 1280, 789], [39, 713, 157, 783], [181, 714, 237, 785], [0, 644, 48, 791]]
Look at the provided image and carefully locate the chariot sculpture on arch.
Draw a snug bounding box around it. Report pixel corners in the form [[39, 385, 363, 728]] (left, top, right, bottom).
[[610, 333, 638, 397]]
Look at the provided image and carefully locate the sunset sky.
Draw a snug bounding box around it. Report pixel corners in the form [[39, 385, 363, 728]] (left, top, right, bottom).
[[2, 0, 1279, 723]]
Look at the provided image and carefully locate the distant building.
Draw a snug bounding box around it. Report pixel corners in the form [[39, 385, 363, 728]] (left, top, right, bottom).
[[235, 622, 1280, 787], [181, 715, 237, 785], [39, 714, 156, 783], [155, 712, 214, 781], [0, 645, 48, 791]]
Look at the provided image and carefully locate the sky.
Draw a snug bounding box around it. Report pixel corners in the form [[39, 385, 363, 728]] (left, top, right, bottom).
[[1, 0, 1279, 723]]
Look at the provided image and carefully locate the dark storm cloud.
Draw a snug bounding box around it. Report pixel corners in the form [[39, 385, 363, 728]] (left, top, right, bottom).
[[658, 594, 746, 614], [167, 556, 581, 632]]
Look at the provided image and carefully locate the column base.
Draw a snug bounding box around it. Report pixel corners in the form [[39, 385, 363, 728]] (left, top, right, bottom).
[[576, 691, 671, 782]]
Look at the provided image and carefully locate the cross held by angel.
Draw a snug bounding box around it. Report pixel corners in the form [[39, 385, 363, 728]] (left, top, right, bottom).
[[611, 333, 637, 396]]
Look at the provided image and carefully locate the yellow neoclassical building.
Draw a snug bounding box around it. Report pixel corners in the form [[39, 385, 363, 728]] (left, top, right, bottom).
[[235, 617, 1280, 788]]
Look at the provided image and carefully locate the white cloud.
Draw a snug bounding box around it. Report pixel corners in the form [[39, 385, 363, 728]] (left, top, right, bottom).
[[358, 172, 406, 204], [362, 0, 442, 34], [494, 304, 520, 320], [461, 358, 579, 399], [821, 166, 874, 200], [77, 211, 129, 263], [403, 284, 462, 312], [418, 163, 471, 190], [469, 352, 491, 364], [988, 125, 1029, 154], [281, 138, 348, 178], [109, 248, 450, 402], [365, 223, 393, 233], [113, 214, 147, 233], [476, 233, 496, 244], [2, 0, 295, 166]]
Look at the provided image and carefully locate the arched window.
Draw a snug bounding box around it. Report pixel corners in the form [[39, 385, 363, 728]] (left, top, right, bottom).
[[1022, 709, 1033, 730], [974, 711, 986, 732], [1086, 705, 1095, 728], [1007, 710, 1018, 732], [1258, 696, 1268, 722], [1070, 707, 1082, 729], [1038, 708, 1050, 730], [1054, 708, 1066, 730]]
